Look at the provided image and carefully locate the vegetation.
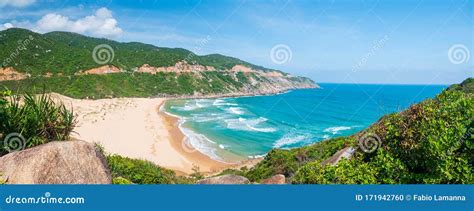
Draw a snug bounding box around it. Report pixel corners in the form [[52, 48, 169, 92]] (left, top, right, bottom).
[[448, 77, 474, 94], [240, 137, 351, 183], [241, 78, 473, 184], [0, 89, 76, 155], [0, 28, 279, 75], [112, 177, 133, 185], [0, 173, 5, 184], [0, 72, 260, 99], [0, 28, 314, 99], [106, 154, 194, 184]]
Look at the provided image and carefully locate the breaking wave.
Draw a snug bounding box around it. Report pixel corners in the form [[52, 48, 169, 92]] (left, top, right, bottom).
[[224, 117, 276, 133]]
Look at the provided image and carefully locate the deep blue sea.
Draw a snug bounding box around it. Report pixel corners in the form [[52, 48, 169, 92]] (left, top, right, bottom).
[[164, 83, 447, 162]]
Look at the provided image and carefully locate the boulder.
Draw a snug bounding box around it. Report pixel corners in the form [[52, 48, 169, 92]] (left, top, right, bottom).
[[261, 174, 286, 184], [321, 147, 355, 166], [197, 174, 250, 184], [0, 140, 111, 184]]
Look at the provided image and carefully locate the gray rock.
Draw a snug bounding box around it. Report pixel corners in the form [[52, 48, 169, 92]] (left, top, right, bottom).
[[0, 140, 111, 184], [261, 174, 286, 184], [197, 174, 250, 184], [321, 147, 355, 166]]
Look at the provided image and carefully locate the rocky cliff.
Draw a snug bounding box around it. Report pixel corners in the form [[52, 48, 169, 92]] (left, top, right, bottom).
[[0, 140, 111, 184], [0, 28, 317, 99]]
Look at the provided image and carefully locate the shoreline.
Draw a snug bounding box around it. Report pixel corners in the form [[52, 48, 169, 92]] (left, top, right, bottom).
[[159, 100, 264, 176], [157, 101, 234, 175], [50, 93, 263, 176], [152, 86, 318, 100]]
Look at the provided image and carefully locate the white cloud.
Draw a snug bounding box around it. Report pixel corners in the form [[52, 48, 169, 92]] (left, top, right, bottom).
[[0, 0, 35, 8], [0, 22, 14, 30], [35, 7, 123, 38]]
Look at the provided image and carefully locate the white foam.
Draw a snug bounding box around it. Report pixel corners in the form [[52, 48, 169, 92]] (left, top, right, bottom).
[[173, 99, 213, 111], [227, 107, 245, 115], [213, 99, 224, 106], [248, 153, 267, 159], [323, 126, 352, 135], [213, 99, 238, 106], [274, 134, 309, 148], [224, 117, 276, 133], [179, 124, 223, 161]]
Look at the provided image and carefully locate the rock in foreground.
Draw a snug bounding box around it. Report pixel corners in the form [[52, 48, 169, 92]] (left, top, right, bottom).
[[0, 140, 111, 184], [261, 174, 286, 184], [197, 174, 250, 184]]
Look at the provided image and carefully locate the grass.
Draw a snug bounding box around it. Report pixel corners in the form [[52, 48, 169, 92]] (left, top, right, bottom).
[[0, 89, 76, 155], [106, 154, 194, 184]]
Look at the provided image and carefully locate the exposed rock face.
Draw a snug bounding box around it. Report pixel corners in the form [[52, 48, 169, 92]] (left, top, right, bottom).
[[321, 147, 355, 166], [0, 67, 29, 81], [76, 65, 121, 75], [231, 64, 254, 72], [261, 174, 286, 184], [197, 174, 250, 184], [135, 62, 317, 96], [137, 61, 215, 74], [0, 140, 112, 184]]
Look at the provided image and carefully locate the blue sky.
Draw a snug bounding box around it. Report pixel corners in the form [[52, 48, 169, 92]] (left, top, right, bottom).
[[0, 0, 472, 84]]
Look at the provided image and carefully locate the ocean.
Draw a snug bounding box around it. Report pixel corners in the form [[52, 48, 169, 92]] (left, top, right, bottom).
[[163, 83, 447, 162]]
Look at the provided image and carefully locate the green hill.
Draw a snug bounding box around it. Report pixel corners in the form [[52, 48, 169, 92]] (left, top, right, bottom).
[[240, 78, 473, 184], [0, 28, 314, 99], [0, 28, 278, 75]]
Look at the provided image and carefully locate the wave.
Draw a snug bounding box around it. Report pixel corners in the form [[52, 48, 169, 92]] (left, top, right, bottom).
[[179, 124, 225, 161], [213, 99, 238, 106], [248, 153, 267, 159], [274, 133, 310, 148], [226, 107, 245, 115], [224, 117, 276, 133], [190, 113, 227, 122], [172, 99, 213, 111], [323, 126, 352, 135]]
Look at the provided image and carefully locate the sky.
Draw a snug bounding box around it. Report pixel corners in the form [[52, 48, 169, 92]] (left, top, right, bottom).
[[0, 0, 472, 84]]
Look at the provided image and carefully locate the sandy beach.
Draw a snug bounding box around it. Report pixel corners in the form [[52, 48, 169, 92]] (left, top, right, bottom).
[[50, 93, 240, 175]]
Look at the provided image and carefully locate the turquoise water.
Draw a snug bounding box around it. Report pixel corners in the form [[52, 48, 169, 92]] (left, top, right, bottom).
[[164, 83, 447, 162]]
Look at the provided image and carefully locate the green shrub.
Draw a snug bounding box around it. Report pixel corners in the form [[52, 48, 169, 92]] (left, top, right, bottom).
[[380, 90, 473, 183], [293, 159, 378, 184], [245, 137, 350, 182], [249, 78, 474, 184], [0, 91, 76, 155], [106, 154, 193, 184], [112, 177, 133, 184], [0, 173, 5, 184]]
